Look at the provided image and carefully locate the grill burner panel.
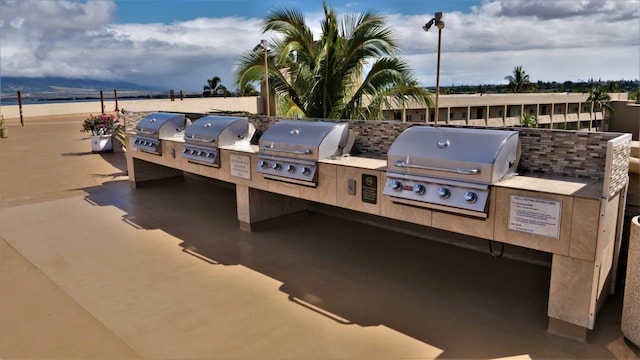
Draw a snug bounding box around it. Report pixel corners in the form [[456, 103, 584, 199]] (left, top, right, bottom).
[[181, 116, 254, 167], [384, 126, 519, 218], [133, 136, 161, 154], [182, 144, 219, 164], [257, 120, 351, 186], [384, 174, 490, 218], [133, 112, 186, 155], [257, 155, 317, 186]]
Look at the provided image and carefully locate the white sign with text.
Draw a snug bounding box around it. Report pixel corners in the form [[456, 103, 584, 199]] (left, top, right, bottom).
[[508, 195, 562, 239], [230, 153, 251, 180]]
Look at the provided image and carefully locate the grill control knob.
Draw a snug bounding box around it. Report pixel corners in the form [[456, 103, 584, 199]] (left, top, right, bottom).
[[287, 165, 296, 173], [258, 160, 269, 169], [413, 184, 426, 195], [273, 163, 282, 171], [464, 191, 478, 203], [438, 187, 451, 199], [301, 167, 311, 176], [390, 181, 403, 191]]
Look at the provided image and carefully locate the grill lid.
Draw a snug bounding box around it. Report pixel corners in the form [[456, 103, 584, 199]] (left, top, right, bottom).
[[387, 126, 519, 184], [184, 116, 254, 146], [258, 120, 349, 161], [135, 112, 186, 138]]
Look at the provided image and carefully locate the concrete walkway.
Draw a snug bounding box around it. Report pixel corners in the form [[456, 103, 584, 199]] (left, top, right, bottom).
[[1, 115, 638, 359]]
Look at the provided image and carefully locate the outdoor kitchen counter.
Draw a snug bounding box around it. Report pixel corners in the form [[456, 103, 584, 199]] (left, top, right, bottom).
[[128, 139, 621, 341], [496, 174, 603, 199], [492, 173, 620, 340], [320, 155, 386, 170]]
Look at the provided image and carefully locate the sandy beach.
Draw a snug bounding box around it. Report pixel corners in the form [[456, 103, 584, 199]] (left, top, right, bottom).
[[1, 113, 639, 359]]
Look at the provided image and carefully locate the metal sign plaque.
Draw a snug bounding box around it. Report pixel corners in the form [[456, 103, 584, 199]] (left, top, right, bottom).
[[230, 153, 251, 180], [508, 195, 562, 239], [361, 174, 378, 204]]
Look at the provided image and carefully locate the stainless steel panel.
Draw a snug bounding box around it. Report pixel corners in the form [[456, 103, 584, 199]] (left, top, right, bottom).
[[257, 155, 318, 186], [182, 145, 219, 166], [258, 120, 349, 161], [383, 172, 489, 218], [184, 116, 251, 146], [132, 136, 161, 154], [135, 112, 185, 139], [387, 126, 519, 184]]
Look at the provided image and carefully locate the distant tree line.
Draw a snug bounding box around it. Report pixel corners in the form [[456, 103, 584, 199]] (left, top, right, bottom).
[[437, 65, 639, 100], [438, 79, 639, 96], [202, 76, 259, 97]]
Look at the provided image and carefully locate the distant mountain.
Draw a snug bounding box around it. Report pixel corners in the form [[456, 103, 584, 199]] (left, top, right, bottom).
[[0, 76, 161, 100]]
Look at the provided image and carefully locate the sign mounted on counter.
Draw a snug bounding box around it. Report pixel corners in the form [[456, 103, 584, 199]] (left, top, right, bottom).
[[230, 153, 251, 180], [508, 195, 562, 239], [361, 174, 378, 204]]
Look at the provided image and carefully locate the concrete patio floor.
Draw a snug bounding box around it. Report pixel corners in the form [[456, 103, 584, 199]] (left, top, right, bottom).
[[1, 115, 639, 359]]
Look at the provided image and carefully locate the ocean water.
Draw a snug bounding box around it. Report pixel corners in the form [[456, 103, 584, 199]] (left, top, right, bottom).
[[0, 90, 186, 106], [0, 98, 111, 106]]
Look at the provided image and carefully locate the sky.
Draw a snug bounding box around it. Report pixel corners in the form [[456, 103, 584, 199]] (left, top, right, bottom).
[[0, 0, 639, 91]]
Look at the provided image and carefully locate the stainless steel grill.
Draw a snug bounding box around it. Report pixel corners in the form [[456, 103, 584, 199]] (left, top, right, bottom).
[[182, 116, 255, 167], [257, 120, 351, 186], [133, 112, 186, 155], [384, 126, 519, 218]]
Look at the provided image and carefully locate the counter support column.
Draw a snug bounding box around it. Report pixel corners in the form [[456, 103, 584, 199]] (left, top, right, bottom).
[[127, 156, 184, 188], [236, 184, 309, 231]]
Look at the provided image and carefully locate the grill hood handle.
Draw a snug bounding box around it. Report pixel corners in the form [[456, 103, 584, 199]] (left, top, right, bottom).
[[184, 135, 215, 143], [393, 160, 480, 175], [135, 129, 157, 135], [260, 145, 312, 155]]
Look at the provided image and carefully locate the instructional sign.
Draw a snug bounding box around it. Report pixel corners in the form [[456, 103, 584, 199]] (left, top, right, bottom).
[[230, 153, 251, 180], [508, 195, 562, 239], [361, 174, 378, 204]]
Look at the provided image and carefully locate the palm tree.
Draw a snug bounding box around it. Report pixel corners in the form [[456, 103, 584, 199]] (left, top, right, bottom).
[[504, 66, 531, 93], [203, 76, 223, 97], [586, 87, 615, 131], [238, 84, 260, 96], [234, 1, 432, 120], [518, 112, 538, 128]]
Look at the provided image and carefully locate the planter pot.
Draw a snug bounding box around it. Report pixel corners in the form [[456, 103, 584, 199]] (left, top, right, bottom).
[[0, 127, 7, 138], [90, 134, 113, 152]]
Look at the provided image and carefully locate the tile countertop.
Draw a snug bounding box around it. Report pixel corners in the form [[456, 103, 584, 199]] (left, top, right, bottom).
[[216, 142, 387, 170], [162, 133, 186, 142], [320, 155, 386, 170], [183, 139, 607, 200], [495, 174, 603, 199], [219, 142, 258, 153]]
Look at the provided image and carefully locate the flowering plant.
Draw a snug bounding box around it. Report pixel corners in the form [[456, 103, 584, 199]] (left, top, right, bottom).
[[81, 114, 119, 136]]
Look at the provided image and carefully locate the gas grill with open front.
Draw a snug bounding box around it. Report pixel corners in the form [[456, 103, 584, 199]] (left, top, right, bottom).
[[133, 112, 186, 155], [384, 126, 519, 219], [182, 116, 255, 167], [257, 120, 351, 187]]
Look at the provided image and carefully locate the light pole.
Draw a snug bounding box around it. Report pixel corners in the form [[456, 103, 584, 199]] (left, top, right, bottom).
[[253, 39, 270, 117], [423, 12, 444, 125]]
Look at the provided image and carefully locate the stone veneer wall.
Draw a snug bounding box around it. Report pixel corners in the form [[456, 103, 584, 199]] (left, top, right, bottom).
[[126, 111, 630, 189], [515, 129, 616, 180], [608, 136, 632, 198]]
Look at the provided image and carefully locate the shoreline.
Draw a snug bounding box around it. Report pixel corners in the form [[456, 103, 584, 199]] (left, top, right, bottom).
[[0, 97, 261, 122]]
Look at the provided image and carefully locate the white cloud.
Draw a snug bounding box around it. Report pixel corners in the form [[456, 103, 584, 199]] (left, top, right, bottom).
[[0, 0, 638, 91], [389, 0, 639, 85]]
